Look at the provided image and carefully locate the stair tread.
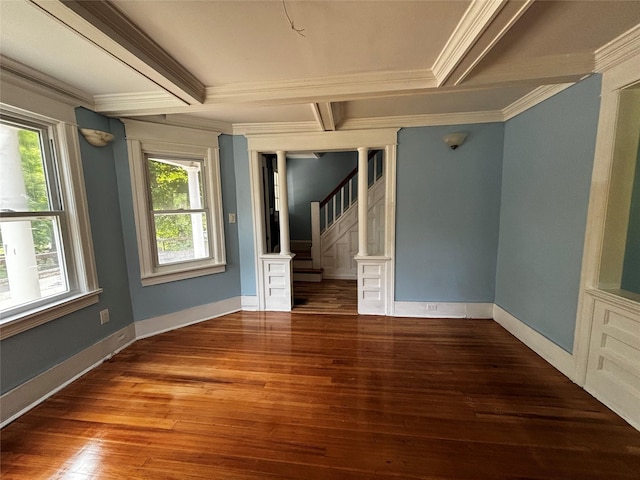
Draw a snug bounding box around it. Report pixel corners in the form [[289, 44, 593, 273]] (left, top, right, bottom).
[[293, 267, 323, 273]]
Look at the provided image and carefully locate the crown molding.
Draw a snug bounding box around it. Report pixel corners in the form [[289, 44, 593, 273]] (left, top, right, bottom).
[[120, 114, 231, 135], [233, 121, 322, 136], [93, 91, 186, 115], [0, 55, 93, 108], [595, 23, 640, 73], [432, 0, 508, 86], [205, 69, 437, 106], [161, 114, 233, 135], [339, 111, 504, 130], [30, 0, 204, 104], [502, 83, 575, 120]]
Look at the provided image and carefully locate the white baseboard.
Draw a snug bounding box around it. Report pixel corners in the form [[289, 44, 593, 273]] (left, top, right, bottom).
[[393, 301, 493, 318], [493, 305, 575, 381], [0, 324, 136, 427], [241, 295, 258, 311], [134, 296, 242, 339]]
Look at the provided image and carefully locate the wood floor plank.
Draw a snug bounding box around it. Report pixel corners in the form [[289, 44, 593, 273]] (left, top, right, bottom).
[[2, 312, 640, 479]]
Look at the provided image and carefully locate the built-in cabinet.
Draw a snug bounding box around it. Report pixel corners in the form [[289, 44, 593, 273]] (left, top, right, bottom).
[[576, 51, 640, 430]]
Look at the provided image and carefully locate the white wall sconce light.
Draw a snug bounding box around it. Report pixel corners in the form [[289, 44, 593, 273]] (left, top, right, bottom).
[[79, 128, 115, 147], [443, 132, 468, 150]]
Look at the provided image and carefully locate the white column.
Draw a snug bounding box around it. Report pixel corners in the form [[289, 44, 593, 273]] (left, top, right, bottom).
[[357, 147, 369, 256], [186, 166, 205, 259], [276, 150, 290, 255], [0, 124, 41, 304], [310, 201, 321, 269]]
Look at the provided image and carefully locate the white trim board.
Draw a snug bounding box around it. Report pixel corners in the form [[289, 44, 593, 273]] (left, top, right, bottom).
[[493, 305, 575, 380], [241, 296, 259, 311], [134, 296, 242, 339], [394, 301, 493, 318], [0, 324, 136, 427]]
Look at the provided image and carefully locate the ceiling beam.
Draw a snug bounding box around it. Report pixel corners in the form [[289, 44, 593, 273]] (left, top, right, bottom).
[[432, 0, 509, 86], [447, 0, 535, 86], [458, 52, 594, 87], [29, 0, 205, 105], [317, 102, 336, 131]]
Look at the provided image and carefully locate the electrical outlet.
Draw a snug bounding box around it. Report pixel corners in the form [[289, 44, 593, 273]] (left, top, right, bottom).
[[426, 304, 438, 311], [228, 213, 236, 224], [100, 309, 110, 325]]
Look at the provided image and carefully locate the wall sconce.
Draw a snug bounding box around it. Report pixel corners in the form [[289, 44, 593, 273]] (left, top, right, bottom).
[[443, 132, 468, 150], [79, 128, 115, 147]]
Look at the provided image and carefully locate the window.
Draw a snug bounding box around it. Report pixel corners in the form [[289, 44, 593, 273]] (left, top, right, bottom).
[[124, 120, 225, 285], [0, 109, 99, 338]]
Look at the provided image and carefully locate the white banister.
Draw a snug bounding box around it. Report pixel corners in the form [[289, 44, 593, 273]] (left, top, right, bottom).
[[332, 196, 337, 223], [357, 147, 369, 256], [372, 153, 378, 185], [276, 151, 290, 255], [315, 151, 384, 236]]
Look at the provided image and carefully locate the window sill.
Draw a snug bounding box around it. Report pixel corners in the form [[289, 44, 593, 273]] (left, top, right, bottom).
[[0, 289, 103, 340], [141, 263, 226, 286]]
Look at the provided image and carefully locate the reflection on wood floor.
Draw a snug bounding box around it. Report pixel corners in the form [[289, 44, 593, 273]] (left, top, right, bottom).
[[293, 279, 357, 315], [3, 312, 640, 479]]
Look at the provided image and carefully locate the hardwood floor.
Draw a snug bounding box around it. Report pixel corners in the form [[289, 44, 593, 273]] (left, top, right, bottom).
[[293, 279, 357, 315], [2, 312, 640, 479]]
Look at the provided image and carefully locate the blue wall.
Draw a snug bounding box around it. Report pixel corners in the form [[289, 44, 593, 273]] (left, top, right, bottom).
[[395, 123, 504, 302], [621, 142, 640, 294], [495, 75, 602, 352], [1, 108, 135, 394], [288, 152, 357, 241], [113, 130, 242, 321], [232, 135, 256, 297]]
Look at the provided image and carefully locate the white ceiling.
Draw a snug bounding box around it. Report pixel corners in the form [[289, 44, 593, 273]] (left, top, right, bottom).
[[1, 0, 640, 134]]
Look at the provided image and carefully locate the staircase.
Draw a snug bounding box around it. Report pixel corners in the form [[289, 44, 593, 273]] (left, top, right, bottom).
[[310, 151, 385, 280], [292, 242, 323, 282]]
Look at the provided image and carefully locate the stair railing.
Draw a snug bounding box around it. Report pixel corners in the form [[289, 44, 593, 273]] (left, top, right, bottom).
[[310, 151, 384, 269]]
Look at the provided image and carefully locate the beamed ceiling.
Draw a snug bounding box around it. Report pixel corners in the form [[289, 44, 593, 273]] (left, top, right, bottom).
[[1, 0, 640, 134]]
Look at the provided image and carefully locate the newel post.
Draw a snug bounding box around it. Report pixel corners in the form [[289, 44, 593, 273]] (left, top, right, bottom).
[[310, 201, 321, 269]]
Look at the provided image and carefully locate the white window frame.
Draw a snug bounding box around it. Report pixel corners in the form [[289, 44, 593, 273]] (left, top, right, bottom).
[[124, 119, 226, 286], [0, 105, 100, 340]]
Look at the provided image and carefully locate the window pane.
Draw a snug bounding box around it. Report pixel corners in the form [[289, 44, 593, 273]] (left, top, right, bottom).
[[0, 216, 68, 312], [147, 157, 204, 211], [0, 123, 51, 212], [154, 212, 209, 265]]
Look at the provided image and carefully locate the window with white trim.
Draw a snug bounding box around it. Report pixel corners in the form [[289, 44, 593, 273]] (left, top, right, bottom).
[[124, 120, 225, 285], [0, 108, 100, 338]]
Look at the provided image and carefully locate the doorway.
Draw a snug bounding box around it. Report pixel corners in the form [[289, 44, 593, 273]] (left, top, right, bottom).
[[247, 129, 399, 314]]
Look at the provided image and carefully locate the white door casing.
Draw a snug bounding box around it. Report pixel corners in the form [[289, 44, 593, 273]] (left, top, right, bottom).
[[246, 129, 398, 314]]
